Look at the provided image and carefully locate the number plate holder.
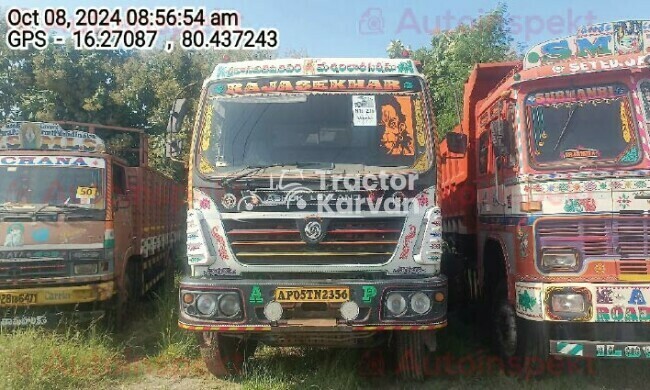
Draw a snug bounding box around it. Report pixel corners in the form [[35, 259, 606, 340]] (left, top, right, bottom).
[[274, 287, 350, 303]]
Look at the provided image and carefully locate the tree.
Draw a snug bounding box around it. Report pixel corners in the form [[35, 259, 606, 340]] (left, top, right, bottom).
[[0, 17, 38, 121], [391, 4, 519, 136]]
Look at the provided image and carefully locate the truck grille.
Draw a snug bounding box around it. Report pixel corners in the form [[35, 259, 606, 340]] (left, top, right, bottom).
[[536, 217, 650, 277], [222, 217, 405, 265], [0, 259, 67, 279]]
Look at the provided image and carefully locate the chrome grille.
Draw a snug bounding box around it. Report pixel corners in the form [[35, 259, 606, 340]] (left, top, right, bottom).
[[536, 217, 650, 277], [536, 219, 608, 257], [222, 217, 405, 265]]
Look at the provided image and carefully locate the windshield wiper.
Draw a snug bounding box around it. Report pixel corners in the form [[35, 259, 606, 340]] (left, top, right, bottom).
[[33, 203, 99, 214], [295, 162, 335, 169], [220, 164, 286, 187], [553, 105, 578, 151]]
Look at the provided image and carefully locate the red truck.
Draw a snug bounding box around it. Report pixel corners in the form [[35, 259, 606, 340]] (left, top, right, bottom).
[[440, 19, 650, 368], [0, 121, 184, 328]]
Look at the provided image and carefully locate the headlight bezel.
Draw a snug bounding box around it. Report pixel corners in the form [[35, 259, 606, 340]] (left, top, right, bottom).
[[181, 290, 244, 321], [539, 248, 581, 273], [546, 287, 592, 321], [381, 289, 444, 320], [73, 262, 100, 275]]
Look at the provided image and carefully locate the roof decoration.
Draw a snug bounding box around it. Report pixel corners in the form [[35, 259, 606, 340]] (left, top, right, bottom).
[[209, 58, 421, 81], [0, 122, 105, 153], [524, 20, 650, 71]]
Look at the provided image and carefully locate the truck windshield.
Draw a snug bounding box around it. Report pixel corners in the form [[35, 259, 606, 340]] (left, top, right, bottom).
[[526, 83, 641, 168], [197, 77, 431, 175], [0, 165, 105, 209]]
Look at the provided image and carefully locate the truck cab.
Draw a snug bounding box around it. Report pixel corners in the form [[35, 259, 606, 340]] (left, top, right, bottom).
[[174, 58, 447, 379], [0, 121, 183, 328], [440, 20, 650, 367]]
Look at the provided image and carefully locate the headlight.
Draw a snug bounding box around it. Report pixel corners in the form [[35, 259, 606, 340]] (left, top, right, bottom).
[[196, 294, 218, 316], [385, 293, 407, 317], [541, 250, 579, 271], [73, 263, 99, 275], [218, 294, 242, 317], [410, 292, 432, 315], [182, 290, 245, 320], [551, 293, 585, 313]]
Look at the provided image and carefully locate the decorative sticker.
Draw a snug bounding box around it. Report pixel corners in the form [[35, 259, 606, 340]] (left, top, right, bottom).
[[515, 283, 543, 320], [352, 95, 377, 126], [249, 286, 263, 304], [380, 96, 414, 156], [0, 122, 105, 152], [640, 81, 650, 121], [411, 152, 429, 171], [3, 223, 24, 247], [76, 186, 97, 199], [398, 224, 417, 259], [362, 286, 377, 303], [523, 20, 650, 70], [0, 156, 105, 168], [414, 97, 426, 147], [596, 286, 650, 322]]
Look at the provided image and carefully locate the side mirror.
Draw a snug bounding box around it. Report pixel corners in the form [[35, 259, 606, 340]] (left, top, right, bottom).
[[490, 120, 511, 157], [166, 139, 183, 159], [166, 99, 188, 159], [167, 99, 188, 134], [446, 132, 468, 154]]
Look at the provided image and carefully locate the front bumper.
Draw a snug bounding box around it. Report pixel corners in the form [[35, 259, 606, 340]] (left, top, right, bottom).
[[0, 281, 114, 328], [551, 339, 650, 359], [517, 282, 650, 359], [0, 281, 115, 308], [179, 276, 447, 332]]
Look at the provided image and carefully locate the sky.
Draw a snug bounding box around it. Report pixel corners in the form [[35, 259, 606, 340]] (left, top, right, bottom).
[[2, 0, 649, 57]]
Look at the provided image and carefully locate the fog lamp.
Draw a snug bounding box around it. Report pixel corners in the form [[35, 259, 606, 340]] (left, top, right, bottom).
[[263, 301, 283, 322], [340, 301, 360, 321]]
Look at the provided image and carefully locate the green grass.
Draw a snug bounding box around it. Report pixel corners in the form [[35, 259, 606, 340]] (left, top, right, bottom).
[[2, 272, 650, 389], [0, 328, 123, 390], [0, 271, 199, 390]]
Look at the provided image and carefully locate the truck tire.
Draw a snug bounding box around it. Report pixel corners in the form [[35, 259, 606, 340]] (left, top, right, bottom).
[[491, 281, 518, 359], [515, 317, 550, 377], [491, 281, 550, 377], [110, 260, 142, 331], [393, 331, 428, 380], [199, 332, 258, 377]]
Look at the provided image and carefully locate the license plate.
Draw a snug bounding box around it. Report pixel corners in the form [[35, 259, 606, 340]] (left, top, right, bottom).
[[275, 287, 350, 303], [0, 292, 38, 306]]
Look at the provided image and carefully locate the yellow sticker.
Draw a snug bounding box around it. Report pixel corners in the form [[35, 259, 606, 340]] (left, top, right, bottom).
[[199, 157, 215, 174], [76, 186, 97, 199], [415, 98, 426, 147], [411, 152, 430, 171]]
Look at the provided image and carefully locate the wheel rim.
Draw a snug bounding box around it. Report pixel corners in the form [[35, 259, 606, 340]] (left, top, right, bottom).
[[494, 302, 517, 357]]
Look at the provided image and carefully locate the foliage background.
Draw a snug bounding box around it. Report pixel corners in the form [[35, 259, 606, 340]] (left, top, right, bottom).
[[1, 4, 520, 180]]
